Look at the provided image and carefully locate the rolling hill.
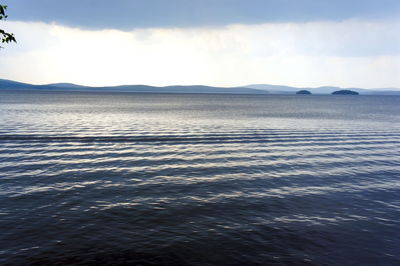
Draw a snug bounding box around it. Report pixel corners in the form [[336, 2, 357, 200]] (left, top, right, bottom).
[[1, 79, 399, 95]]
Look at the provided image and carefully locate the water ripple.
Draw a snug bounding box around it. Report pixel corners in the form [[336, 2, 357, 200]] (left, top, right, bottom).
[[0, 92, 399, 265]]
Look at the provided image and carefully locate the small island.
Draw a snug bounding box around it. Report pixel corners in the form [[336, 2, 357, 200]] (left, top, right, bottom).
[[332, 90, 359, 95], [296, 90, 312, 95]]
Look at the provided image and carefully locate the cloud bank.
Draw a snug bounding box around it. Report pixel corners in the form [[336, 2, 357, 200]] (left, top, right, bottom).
[[1, 19, 399, 88]]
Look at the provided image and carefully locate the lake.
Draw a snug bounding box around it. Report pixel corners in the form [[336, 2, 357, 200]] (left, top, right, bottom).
[[0, 91, 399, 265]]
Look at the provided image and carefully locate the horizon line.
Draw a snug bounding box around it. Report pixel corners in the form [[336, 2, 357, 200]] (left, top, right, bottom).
[[1, 78, 399, 91]]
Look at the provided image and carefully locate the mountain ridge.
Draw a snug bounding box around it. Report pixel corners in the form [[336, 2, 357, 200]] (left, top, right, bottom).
[[1, 79, 399, 95]]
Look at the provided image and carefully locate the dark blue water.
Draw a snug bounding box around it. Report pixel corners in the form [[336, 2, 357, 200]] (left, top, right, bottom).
[[0, 91, 399, 265]]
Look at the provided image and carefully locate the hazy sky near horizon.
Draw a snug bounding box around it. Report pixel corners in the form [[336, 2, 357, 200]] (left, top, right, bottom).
[[1, 0, 400, 88]]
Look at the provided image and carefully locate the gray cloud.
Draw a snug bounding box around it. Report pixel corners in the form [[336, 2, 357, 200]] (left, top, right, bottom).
[[5, 0, 400, 30]]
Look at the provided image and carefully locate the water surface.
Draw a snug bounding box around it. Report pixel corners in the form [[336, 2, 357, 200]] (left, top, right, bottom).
[[0, 91, 399, 265]]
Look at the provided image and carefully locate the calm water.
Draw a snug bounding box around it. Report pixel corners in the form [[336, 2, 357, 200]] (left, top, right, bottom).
[[0, 91, 399, 265]]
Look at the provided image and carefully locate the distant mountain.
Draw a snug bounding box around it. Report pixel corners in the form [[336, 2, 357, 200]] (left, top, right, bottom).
[[48, 83, 88, 89], [1, 79, 400, 95], [0, 79, 36, 89], [245, 84, 297, 93], [0, 79, 267, 94], [245, 84, 400, 95]]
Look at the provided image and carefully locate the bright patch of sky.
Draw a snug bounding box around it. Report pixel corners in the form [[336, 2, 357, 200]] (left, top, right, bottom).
[[1, 0, 399, 88]]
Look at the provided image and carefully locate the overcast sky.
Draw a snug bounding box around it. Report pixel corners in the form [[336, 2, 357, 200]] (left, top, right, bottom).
[[1, 0, 399, 88]]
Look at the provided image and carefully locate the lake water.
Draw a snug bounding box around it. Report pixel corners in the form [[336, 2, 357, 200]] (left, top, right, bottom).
[[0, 91, 399, 265]]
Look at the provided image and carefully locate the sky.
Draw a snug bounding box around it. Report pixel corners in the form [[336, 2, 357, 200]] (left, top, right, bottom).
[[1, 0, 400, 88]]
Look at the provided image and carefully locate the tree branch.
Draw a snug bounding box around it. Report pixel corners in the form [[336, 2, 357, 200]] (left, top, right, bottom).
[[0, 4, 16, 48]]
